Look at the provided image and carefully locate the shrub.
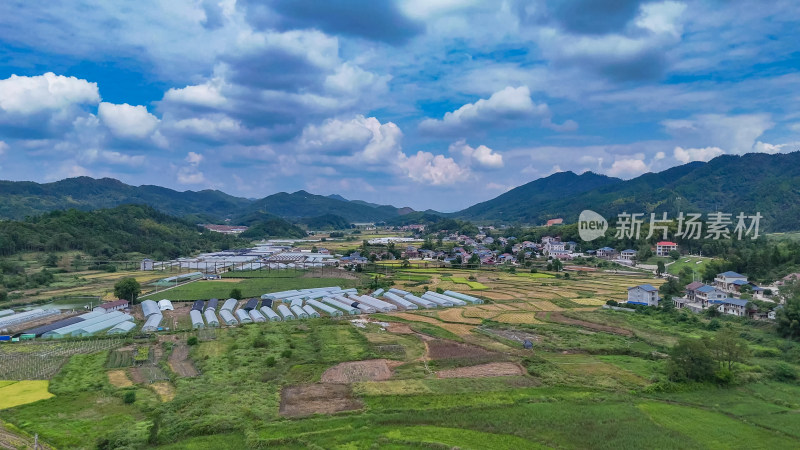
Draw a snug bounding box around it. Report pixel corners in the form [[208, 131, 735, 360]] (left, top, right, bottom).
[[123, 390, 136, 404], [706, 319, 721, 331], [714, 368, 734, 385], [770, 362, 798, 381], [266, 356, 276, 367], [281, 349, 292, 358], [187, 336, 198, 346], [606, 300, 619, 306]]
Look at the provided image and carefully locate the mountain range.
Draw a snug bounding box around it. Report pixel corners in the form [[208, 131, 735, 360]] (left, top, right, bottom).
[[2, 152, 800, 231]]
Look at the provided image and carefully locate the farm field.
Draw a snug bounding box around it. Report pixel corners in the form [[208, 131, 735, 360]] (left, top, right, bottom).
[[0, 381, 54, 409], [1, 268, 799, 448], [141, 270, 365, 301]]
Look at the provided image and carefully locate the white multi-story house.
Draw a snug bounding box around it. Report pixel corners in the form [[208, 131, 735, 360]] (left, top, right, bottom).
[[619, 249, 637, 261], [709, 298, 749, 317], [656, 241, 678, 257], [627, 284, 660, 306]]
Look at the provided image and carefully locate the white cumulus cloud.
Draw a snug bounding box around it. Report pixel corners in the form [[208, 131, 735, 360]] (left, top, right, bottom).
[[0, 72, 100, 115], [98, 102, 160, 139], [399, 151, 470, 186], [419, 86, 553, 134], [449, 139, 503, 168], [673, 146, 725, 163]]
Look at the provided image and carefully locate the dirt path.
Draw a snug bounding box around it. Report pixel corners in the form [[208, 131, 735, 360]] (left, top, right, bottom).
[[168, 344, 198, 377], [437, 362, 525, 379], [535, 312, 633, 336]]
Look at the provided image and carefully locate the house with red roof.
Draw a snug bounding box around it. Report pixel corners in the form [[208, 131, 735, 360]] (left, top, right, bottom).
[[656, 241, 678, 257]]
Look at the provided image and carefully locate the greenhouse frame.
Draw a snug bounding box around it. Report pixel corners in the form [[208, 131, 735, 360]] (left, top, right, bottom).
[[140, 300, 161, 317], [235, 309, 253, 324], [307, 299, 343, 317], [204, 309, 220, 327], [277, 304, 295, 320], [260, 306, 281, 321], [107, 320, 136, 334], [219, 309, 238, 325], [141, 313, 164, 332], [190, 310, 205, 329]]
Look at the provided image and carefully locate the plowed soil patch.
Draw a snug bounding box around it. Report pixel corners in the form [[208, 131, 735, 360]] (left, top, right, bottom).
[[321, 359, 400, 383], [168, 344, 198, 377], [386, 323, 414, 334], [437, 362, 524, 379], [426, 339, 499, 360], [280, 384, 362, 418], [536, 312, 633, 336]]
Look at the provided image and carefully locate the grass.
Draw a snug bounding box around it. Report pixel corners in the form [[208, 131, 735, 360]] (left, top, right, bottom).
[[665, 256, 715, 276], [0, 381, 54, 409]]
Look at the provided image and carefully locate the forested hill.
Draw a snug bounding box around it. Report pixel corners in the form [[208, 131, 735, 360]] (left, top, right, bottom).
[[0, 178, 418, 223], [456, 152, 800, 232], [0, 205, 249, 260], [0, 177, 252, 221]]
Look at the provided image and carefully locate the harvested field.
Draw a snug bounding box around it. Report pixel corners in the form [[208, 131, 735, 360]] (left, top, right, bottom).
[[528, 301, 565, 311], [480, 292, 515, 300], [168, 344, 199, 377], [571, 298, 607, 306], [426, 339, 498, 360], [437, 308, 482, 324], [462, 307, 498, 319], [390, 313, 475, 336], [150, 382, 176, 402], [437, 362, 524, 379], [537, 312, 633, 336], [493, 313, 541, 324], [280, 383, 363, 418], [107, 370, 133, 387], [321, 359, 400, 383]]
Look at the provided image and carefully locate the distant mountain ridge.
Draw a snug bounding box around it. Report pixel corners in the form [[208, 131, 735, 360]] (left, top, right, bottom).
[[0, 178, 419, 223], [3, 152, 800, 231], [454, 152, 800, 232]]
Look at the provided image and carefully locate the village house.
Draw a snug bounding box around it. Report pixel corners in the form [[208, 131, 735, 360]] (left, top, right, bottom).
[[94, 299, 129, 312], [627, 284, 660, 306], [714, 271, 749, 292], [709, 298, 750, 317], [655, 241, 678, 257], [597, 247, 617, 259], [684, 281, 705, 302], [619, 249, 637, 261], [695, 284, 727, 307]]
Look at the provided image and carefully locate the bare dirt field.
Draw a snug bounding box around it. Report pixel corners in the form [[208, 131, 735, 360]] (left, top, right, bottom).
[[107, 370, 133, 387], [426, 339, 499, 360], [436, 362, 525, 379], [386, 322, 414, 334], [279, 383, 363, 418], [390, 312, 476, 336], [321, 359, 401, 383], [128, 367, 145, 384], [537, 312, 633, 336], [168, 344, 199, 377]]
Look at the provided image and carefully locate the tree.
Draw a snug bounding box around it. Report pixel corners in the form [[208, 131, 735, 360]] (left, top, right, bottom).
[[656, 261, 666, 277], [552, 259, 563, 272], [667, 338, 716, 382], [400, 259, 410, 269], [669, 250, 681, 260], [776, 281, 800, 340], [659, 278, 682, 298], [709, 326, 750, 371], [44, 253, 59, 267], [229, 288, 243, 300], [114, 278, 141, 303]]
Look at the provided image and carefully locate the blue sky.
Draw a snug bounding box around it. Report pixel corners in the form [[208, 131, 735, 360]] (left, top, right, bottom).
[[0, 0, 798, 212]]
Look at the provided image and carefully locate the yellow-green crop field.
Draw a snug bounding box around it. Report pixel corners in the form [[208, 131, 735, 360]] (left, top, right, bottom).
[[0, 381, 54, 409]]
